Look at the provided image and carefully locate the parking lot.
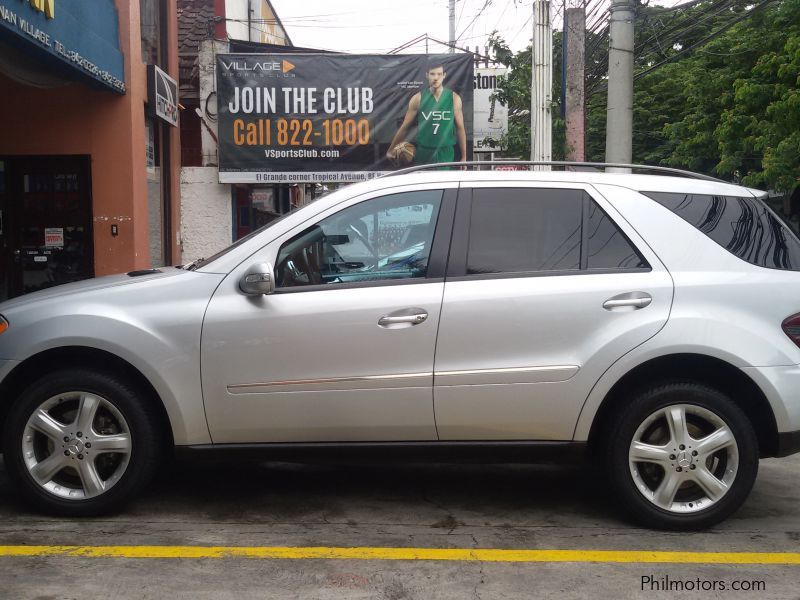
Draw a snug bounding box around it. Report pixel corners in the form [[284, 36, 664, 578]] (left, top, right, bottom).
[[0, 453, 797, 599]]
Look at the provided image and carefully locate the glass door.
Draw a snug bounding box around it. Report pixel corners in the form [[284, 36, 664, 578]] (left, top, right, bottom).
[[1, 156, 93, 300]]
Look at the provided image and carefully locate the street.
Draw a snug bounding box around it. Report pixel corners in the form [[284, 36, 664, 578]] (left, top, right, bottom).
[[0, 454, 798, 599]]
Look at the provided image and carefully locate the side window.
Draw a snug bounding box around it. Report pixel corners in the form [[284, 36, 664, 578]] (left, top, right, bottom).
[[464, 188, 649, 276], [587, 200, 649, 269], [276, 190, 442, 288], [642, 192, 800, 271], [467, 188, 582, 274]]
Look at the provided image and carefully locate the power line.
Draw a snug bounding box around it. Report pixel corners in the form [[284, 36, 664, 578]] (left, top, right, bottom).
[[456, 0, 493, 42], [456, 0, 468, 30], [634, 0, 733, 57], [633, 0, 776, 80], [588, 0, 777, 96], [491, 0, 516, 32]]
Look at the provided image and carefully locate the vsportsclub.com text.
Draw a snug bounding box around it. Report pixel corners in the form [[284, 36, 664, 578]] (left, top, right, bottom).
[[263, 148, 340, 158], [641, 575, 766, 592]]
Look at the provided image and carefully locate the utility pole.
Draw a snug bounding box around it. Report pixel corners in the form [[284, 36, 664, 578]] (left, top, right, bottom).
[[565, 1, 586, 161], [531, 0, 553, 167], [449, 0, 456, 53], [605, 0, 634, 170]]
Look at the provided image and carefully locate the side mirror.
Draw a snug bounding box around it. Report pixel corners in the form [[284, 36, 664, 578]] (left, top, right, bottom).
[[239, 262, 275, 295]]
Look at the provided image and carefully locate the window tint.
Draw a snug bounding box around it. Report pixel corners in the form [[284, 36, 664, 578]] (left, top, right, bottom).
[[643, 192, 800, 271], [467, 189, 582, 274], [276, 190, 442, 288], [587, 201, 648, 269]]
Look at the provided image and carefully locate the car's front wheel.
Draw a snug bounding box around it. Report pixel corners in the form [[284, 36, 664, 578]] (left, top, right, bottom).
[[3, 369, 162, 516], [606, 382, 758, 530]]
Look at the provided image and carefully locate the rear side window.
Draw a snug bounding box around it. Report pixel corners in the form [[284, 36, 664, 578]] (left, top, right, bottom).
[[642, 192, 800, 271], [465, 188, 648, 275], [587, 200, 649, 270]]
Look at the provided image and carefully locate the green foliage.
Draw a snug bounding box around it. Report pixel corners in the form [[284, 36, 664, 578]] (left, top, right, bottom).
[[489, 32, 565, 160], [491, 0, 799, 193]]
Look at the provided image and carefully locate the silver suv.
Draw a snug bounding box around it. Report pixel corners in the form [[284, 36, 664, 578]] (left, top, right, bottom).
[[1, 163, 799, 530]]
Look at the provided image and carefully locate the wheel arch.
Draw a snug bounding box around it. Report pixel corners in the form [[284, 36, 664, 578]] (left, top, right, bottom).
[[0, 346, 175, 452], [585, 353, 779, 458]]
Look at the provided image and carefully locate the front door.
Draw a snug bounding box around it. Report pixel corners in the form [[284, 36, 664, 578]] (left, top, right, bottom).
[[0, 156, 93, 301], [201, 187, 456, 443]]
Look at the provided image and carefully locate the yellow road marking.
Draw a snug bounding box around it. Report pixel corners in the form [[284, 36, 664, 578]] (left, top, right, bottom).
[[0, 546, 799, 564]]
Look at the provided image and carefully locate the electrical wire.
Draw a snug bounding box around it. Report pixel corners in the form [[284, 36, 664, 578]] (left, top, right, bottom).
[[456, 0, 493, 42], [634, 0, 733, 57], [588, 0, 777, 96]]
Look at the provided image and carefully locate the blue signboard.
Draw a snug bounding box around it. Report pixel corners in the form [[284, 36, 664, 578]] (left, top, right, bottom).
[[0, 0, 125, 93]]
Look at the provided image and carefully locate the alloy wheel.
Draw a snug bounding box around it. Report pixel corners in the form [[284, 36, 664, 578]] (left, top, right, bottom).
[[628, 403, 739, 514], [22, 391, 132, 500]]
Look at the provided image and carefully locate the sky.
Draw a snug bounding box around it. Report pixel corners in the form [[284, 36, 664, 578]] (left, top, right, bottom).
[[267, 0, 685, 55]]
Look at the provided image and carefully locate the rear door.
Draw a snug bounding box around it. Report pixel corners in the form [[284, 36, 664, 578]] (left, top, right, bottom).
[[433, 183, 673, 440]]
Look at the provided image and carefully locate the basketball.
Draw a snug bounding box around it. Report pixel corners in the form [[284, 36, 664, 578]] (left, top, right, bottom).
[[392, 142, 416, 165]]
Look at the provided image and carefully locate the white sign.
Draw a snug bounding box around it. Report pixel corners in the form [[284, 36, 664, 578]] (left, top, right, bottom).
[[44, 227, 64, 248], [220, 171, 388, 184], [148, 65, 178, 127], [473, 67, 508, 151]]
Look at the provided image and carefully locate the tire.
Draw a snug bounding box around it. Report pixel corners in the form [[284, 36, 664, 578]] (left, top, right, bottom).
[[2, 369, 162, 516], [605, 381, 758, 531]]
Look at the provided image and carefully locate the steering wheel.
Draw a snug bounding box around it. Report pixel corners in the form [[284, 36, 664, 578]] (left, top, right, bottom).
[[348, 223, 380, 265]]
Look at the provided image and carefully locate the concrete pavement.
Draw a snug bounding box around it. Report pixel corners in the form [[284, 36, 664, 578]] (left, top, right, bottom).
[[0, 455, 798, 598]]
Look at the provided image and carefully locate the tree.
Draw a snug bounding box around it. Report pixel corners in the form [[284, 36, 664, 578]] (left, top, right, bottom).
[[489, 32, 566, 160], [490, 0, 799, 194]]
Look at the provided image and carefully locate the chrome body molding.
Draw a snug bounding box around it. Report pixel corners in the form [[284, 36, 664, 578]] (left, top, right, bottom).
[[227, 372, 432, 394], [434, 365, 579, 387], [227, 365, 579, 395]]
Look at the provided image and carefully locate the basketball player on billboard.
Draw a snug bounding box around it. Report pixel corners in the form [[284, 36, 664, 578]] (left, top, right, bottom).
[[386, 61, 468, 166]]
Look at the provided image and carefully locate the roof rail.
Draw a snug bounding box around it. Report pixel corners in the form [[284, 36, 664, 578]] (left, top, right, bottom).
[[382, 161, 727, 183]]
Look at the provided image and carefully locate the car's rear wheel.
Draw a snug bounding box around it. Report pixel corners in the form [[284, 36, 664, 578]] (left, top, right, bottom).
[[3, 369, 161, 516], [606, 382, 758, 530]]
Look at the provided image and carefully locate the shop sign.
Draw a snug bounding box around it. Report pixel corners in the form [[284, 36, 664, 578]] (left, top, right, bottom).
[[148, 65, 178, 127], [216, 53, 474, 183], [44, 227, 64, 248], [0, 0, 125, 93], [26, 0, 54, 19], [473, 67, 508, 151]]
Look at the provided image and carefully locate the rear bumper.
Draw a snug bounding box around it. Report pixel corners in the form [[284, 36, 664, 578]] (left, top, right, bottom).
[[776, 430, 800, 457]]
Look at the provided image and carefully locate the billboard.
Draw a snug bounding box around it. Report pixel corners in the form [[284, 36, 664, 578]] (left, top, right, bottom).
[[216, 53, 474, 183], [473, 67, 508, 151]]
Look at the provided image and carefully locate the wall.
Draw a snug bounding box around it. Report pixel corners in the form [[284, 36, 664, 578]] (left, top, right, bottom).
[[180, 167, 231, 262], [256, 1, 289, 45], [224, 0, 250, 41], [0, 0, 182, 274], [223, 0, 289, 44]]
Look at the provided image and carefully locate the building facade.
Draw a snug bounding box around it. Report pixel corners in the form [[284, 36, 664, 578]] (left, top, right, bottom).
[[0, 0, 180, 301], [177, 0, 295, 264]]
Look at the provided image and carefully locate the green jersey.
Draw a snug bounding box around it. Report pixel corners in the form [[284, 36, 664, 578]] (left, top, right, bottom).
[[417, 88, 456, 150]]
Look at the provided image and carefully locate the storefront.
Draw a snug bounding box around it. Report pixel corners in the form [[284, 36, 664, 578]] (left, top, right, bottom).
[[0, 0, 180, 301]]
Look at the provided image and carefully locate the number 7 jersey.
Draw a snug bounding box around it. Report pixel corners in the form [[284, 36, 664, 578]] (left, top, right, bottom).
[[417, 88, 456, 150]]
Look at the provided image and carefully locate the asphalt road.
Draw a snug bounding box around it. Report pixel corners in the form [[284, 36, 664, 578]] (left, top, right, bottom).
[[0, 454, 798, 599]]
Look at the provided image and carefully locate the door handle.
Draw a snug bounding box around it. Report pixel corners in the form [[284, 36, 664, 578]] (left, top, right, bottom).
[[378, 310, 428, 327], [603, 293, 652, 310]]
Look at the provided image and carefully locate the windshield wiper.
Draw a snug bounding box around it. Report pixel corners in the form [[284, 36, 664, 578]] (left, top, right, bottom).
[[179, 258, 204, 271]]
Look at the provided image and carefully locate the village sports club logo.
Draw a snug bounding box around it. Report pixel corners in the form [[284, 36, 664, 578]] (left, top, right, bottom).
[[220, 58, 296, 78]]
